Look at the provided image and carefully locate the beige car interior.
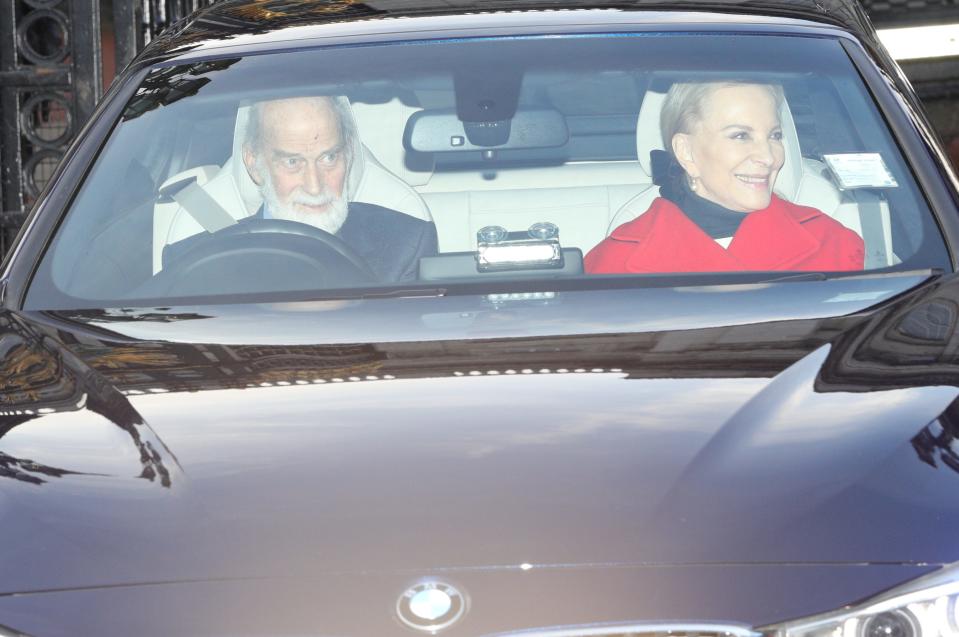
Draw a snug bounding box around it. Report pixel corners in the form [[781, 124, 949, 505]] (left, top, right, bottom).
[[153, 86, 896, 275]]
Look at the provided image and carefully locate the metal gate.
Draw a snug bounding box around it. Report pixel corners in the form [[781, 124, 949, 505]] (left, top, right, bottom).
[[0, 0, 102, 255], [0, 0, 219, 256]]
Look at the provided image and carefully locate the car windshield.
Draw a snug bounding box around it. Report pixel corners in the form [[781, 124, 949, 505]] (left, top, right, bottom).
[[23, 32, 951, 309]]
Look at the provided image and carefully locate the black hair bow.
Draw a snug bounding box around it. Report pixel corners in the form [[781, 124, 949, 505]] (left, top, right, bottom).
[[649, 149, 688, 203]]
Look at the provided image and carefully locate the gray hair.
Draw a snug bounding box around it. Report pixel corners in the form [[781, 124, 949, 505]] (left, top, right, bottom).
[[243, 95, 356, 155], [660, 81, 784, 159]]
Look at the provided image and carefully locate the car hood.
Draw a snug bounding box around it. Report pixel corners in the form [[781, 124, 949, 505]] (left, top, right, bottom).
[[2, 274, 959, 627]]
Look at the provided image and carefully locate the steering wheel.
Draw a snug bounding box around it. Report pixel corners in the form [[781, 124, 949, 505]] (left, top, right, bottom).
[[139, 218, 378, 298]]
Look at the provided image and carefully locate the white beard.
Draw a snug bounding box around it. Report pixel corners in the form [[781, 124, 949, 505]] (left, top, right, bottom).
[[258, 161, 349, 235]]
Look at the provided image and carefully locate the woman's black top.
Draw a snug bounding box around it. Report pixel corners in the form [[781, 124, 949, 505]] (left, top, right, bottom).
[[652, 150, 749, 239]]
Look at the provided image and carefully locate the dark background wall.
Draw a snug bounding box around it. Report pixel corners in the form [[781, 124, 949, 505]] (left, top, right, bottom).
[[902, 55, 959, 166]]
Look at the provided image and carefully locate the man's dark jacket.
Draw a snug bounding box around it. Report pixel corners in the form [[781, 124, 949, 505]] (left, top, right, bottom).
[[334, 202, 438, 282]]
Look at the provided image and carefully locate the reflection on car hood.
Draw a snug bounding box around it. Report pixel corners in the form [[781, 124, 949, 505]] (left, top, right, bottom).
[[1, 275, 959, 624]]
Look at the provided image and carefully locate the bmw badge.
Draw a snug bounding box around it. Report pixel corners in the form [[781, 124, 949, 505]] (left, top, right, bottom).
[[396, 580, 467, 632]]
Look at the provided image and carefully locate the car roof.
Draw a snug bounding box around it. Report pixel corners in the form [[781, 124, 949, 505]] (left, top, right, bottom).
[[139, 0, 880, 65]]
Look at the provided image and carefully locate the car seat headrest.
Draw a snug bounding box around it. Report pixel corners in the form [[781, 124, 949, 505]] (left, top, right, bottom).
[[351, 97, 434, 188], [228, 108, 264, 216]]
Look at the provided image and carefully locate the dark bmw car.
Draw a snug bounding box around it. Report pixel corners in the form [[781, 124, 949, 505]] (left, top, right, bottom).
[[2, 0, 959, 635]]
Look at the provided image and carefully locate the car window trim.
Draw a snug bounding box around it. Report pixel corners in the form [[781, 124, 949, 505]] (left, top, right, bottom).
[[838, 36, 959, 273], [21, 269, 940, 312]]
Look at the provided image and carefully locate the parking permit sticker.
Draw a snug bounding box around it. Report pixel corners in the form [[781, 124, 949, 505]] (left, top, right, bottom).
[[823, 153, 899, 189]]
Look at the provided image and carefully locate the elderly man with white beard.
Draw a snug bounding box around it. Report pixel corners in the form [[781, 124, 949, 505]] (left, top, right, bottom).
[[235, 95, 438, 283]]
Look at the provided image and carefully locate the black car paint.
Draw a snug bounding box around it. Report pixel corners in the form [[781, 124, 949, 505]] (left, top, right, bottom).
[[136, 0, 875, 60], [0, 274, 958, 634], [2, 1, 959, 635]]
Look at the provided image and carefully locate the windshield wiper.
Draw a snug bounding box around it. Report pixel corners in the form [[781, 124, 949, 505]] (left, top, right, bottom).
[[760, 268, 940, 284], [356, 287, 448, 299], [291, 287, 449, 302], [759, 272, 828, 282]]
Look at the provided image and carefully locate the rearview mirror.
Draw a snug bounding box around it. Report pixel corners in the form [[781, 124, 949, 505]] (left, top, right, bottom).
[[404, 108, 569, 152]]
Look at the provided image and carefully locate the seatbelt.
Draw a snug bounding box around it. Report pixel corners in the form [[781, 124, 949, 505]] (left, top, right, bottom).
[[158, 176, 238, 233], [855, 190, 889, 268], [171, 180, 238, 233]]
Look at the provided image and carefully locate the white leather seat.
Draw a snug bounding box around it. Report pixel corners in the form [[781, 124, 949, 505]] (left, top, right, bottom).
[[608, 83, 895, 267], [418, 163, 651, 254], [153, 99, 433, 273], [351, 97, 435, 195]]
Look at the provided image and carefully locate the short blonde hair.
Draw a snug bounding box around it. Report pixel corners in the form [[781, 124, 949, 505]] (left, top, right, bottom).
[[660, 81, 784, 159]]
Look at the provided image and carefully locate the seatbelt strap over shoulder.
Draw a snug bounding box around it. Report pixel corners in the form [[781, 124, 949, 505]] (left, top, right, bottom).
[[855, 190, 889, 269], [171, 180, 238, 233], [158, 175, 238, 233]]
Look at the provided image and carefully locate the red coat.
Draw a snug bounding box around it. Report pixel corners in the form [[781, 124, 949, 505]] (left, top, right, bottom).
[[585, 195, 864, 274]]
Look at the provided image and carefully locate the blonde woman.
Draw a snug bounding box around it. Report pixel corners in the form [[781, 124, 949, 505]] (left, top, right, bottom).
[[586, 82, 864, 273]]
